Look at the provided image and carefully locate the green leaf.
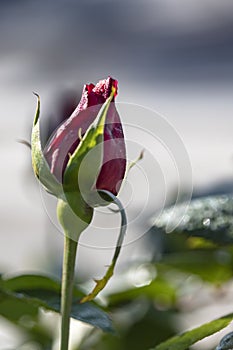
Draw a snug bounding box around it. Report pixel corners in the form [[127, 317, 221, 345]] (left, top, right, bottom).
[[31, 93, 63, 197], [151, 313, 233, 350], [70, 301, 114, 334], [1, 274, 114, 333], [3, 274, 61, 293], [0, 288, 38, 322], [0, 289, 53, 348]]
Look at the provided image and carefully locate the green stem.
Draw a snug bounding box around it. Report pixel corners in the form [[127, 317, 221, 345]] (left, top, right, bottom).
[[60, 235, 78, 350], [80, 190, 127, 304]]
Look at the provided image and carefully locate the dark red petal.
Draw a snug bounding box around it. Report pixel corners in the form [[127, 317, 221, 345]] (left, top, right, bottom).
[[44, 104, 101, 182], [44, 77, 117, 182], [96, 103, 126, 196]]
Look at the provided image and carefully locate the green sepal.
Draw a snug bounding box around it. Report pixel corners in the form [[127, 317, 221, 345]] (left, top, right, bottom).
[[63, 91, 115, 222], [31, 93, 63, 197]]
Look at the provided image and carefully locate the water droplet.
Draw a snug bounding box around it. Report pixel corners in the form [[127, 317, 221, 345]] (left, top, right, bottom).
[[128, 264, 157, 288], [203, 218, 210, 227]]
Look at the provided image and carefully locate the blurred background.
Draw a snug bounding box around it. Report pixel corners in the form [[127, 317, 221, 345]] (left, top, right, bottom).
[[1, 0, 233, 349]]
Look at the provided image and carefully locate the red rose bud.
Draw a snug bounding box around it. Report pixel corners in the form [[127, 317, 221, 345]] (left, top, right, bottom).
[[44, 76, 126, 196]]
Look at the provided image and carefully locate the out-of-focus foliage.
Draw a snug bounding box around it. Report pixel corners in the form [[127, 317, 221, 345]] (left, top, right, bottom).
[[77, 195, 233, 350], [152, 313, 233, 350], [156, 195, 233, 244], [1, 195, 233, 349], [108, 276, 176, 307], [0, 274, 114, 348]]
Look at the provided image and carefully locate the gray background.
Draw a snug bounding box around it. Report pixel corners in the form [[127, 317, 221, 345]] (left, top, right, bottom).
[[1, 1, 233, 347]]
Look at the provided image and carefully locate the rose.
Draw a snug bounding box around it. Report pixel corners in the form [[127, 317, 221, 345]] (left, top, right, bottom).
[[30, 77, 128, 346], [31, 76, 127, 228], [43, 76, 126, 196]]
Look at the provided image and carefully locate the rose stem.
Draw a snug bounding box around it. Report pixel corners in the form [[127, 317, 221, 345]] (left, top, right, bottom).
[[60, 235, 78, 350]]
